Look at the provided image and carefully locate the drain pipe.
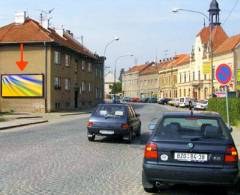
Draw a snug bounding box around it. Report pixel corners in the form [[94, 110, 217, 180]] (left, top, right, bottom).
[[44, 42, 48, 113]]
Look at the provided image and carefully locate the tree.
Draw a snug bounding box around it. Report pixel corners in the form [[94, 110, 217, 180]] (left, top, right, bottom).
[[119, 68, 125, 82], [110, 82, 122, 94]]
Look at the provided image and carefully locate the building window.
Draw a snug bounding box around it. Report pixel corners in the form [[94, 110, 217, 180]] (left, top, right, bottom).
[[204, 74, 207, 80], [54, 77, 61, 89], [184, 72, 186, 83], [198, 71, 201, 80], [95, 68, 98, 77], [180, 73, 182, 83], [82, 81, 86, 92], [193, 71, 195, 81], [54, 51, 61, 65], [88, 82, 91, 92], [82, 60, 85, 71], [65, 54, 71, 67], [55, 102, 60, 109], [79, 86, 82, 94], [88, 62, 92, 72], [64, 78, 71, 91], [96, 88, 99, 98]]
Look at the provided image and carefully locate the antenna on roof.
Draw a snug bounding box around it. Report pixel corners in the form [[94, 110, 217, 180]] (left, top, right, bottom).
[[39, 8, 55, 29]]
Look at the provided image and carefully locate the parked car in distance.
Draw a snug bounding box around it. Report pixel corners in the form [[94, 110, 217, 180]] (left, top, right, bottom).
[[140, 97, 149, 103], [195, 100, 208, 110], [142, 112, 239, 193], [131, 97, 140, 102], [173, 98, 180, 107], [179, 97, 191, 108], [122, 96, 131, 102], [147, 97, 157, 103], [87, 104, 141, 143], [158, 98, 171, 105], [167, 99, 175, 106]]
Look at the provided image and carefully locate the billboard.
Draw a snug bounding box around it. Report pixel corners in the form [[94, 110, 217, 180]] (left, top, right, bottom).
[[1, 74, 44, 97]]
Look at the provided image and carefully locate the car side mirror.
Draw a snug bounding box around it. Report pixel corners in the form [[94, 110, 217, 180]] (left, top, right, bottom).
[[148, 123, 156, 131]]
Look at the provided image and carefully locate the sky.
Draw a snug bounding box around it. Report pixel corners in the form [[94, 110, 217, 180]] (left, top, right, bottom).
[[0, 0, 239, 76]]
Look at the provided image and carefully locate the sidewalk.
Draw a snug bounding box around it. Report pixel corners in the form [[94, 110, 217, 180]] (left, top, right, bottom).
[[0, 110, 92, 131]]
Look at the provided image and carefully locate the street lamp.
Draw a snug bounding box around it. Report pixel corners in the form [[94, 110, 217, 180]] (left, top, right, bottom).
[[103, 37, 120, 57], [102, 37, 120, 101], [172, 8, 214, 97]]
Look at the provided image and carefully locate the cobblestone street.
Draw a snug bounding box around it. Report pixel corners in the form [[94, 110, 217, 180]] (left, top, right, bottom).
[[0, 103, 238, 195]]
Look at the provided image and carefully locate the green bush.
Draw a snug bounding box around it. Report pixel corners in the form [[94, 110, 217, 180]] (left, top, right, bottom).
[[207, 98, 240, 125]]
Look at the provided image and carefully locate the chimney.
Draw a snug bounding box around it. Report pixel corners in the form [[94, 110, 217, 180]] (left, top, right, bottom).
[[42, 19, 49, 29], [65, 30, 73, 37], [56, 29, 65, 37], [15, 11, 26, 24]]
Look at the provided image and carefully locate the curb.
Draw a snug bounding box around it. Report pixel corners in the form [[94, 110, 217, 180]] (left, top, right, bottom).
[[0, 120, 48, 130], [60, 112, 91, 117]]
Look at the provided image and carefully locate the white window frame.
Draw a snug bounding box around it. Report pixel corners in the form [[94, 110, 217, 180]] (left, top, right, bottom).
[[65, 54, 71, 67], [64, 78, 71, 91], [54, 77, 61, 89], [82, 81, 86, 92], [88, 62, 92, 72], [82, 60, 85, 71], [54, 51, 61, 65]]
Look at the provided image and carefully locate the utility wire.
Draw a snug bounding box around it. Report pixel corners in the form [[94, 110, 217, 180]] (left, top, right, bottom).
[[223, 0, 239, 25]]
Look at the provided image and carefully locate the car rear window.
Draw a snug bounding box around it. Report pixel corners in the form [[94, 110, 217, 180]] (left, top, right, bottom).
[[94, 105, 126, 117], [157, 116, 229, 140]]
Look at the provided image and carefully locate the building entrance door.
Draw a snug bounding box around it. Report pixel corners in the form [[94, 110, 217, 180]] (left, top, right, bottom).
[[74, 90, 79, 108]]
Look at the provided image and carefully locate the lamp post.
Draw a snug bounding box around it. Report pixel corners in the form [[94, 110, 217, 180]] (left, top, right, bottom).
[[103, 37, 120, 57], [102, 37, 119, 101], [172, 8, 214, 96]]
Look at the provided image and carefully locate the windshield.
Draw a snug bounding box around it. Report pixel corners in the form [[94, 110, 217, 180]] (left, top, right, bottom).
[[95, 105, 126, 117], [157, 116, 229, 140]]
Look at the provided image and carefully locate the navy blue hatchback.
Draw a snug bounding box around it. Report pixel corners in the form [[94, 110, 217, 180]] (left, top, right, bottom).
[[142, 112, 239, 193], [87, 104, 141, 143]]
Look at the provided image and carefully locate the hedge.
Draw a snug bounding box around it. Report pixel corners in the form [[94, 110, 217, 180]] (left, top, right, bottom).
[[207, 98, 240, 125]]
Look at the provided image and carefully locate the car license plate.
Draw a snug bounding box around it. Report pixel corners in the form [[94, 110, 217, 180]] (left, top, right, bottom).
[[99, 130, 114, 135], [174, 153, 208, 162]]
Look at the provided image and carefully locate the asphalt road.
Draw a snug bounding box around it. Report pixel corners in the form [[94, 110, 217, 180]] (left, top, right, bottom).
[[0, 103, 234, 195]]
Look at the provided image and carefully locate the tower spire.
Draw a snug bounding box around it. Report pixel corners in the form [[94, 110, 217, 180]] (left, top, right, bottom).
[[208, 0, 221, 26]]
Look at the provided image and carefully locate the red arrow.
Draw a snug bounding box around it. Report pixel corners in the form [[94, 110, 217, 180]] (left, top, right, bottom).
[[16, 43, 28, 71]]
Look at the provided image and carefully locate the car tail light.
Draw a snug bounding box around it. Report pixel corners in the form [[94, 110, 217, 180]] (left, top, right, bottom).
[[121, 123, 129, 129], [225, 145, 238, 163], [87, 121, 94, 128], [144, 143, 158, 159]]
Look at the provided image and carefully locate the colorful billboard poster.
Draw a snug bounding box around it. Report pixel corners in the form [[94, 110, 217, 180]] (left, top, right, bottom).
[[1, 74, 44, 97], [202, 62, 211, 74]]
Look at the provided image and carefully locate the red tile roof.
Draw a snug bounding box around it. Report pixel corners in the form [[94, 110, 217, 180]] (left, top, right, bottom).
[[0, 18, 96, 59], [140, 63, 159, 75], [126, 64, 150, 73], [197, 25, 228, 51], [159, 54, 190, 71], [214, 34, 240, 55]]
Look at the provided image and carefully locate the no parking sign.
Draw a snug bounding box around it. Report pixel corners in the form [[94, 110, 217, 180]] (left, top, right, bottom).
[[216, 64, 232, 85], [215, 63, 232, 127]]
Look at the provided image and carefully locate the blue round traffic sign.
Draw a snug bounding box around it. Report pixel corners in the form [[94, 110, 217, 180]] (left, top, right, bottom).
[[216, 64, 232, 85]]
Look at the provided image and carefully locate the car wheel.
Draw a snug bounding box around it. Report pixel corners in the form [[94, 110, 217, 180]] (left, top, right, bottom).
[[136, 125, 141, 137], [88, 134, 95, 142], [142, 171, 158, 193], [128, 130, 133, 144]]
